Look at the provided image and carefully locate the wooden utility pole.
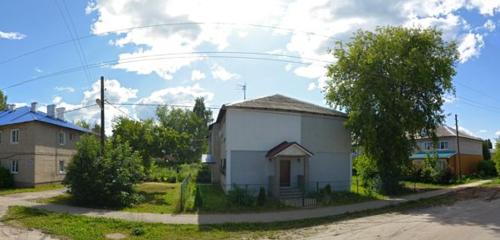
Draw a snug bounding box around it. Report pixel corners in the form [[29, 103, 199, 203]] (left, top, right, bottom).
[[455, 114, 461, 179], [100, 76, 105, 156]]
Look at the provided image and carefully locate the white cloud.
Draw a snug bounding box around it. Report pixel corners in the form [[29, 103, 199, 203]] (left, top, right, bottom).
[[307, 82, 317, 91], [483, 19, 496, 31], [191, 70, 206, 81], [86, 0, 500, 91], [458, 33, 484, 62], [54, 86, 75, 93], [0, 31, 26, 40], [135, 83, 214, 118], [211, 64, 239, 81], [444, 94, 457, 104], [479, 129, 488, 133], [34, 67, 43, 73], [495, 130, 500, 136]]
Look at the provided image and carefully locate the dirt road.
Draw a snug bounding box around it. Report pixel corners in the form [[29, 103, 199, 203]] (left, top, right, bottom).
[[282, 187, 500, 240]]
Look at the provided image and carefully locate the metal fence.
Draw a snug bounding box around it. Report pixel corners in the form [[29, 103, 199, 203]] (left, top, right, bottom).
[[179, 175, 191, 211]]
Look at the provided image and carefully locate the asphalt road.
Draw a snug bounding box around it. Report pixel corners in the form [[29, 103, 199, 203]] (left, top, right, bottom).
[[283, 189, 500, 240]]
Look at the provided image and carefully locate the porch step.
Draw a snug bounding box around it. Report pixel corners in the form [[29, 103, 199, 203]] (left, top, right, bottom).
[[279, 188, 304, 199]]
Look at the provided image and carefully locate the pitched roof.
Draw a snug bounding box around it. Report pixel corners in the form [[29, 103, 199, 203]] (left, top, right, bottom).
[[214, 94, 346, 124], [421, 125, 482, 141], [0, 106, 90, 133], [266, 141, 313, 159]]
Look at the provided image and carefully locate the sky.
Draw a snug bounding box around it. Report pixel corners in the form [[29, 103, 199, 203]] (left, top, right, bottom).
[[0, 0, 499, 139]]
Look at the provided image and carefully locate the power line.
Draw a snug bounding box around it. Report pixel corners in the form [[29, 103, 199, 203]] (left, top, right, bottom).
[[105, 100, 132, 118], [110, 102, 221, 110], [53, 0, 93, 85], [63, 104, 98, 113], [0, 21, 337, 65], [1, 53, 327, 90]]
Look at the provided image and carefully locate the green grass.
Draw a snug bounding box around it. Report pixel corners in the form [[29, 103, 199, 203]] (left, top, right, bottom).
[[2, 192, 459, 240], [196, 184, 289, 213], [42, 182, 181, 214], [0, 184, 64, 196]]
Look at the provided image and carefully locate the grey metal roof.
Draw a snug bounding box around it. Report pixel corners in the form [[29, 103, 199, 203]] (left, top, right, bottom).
[[421, 125, 482, 141], [225, 94, 347, 117]]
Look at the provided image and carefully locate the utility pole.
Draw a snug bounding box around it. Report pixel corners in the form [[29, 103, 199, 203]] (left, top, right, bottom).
[[455, 114, 461, 179], [100, 76, 105, 156], [238, 82, 247, 100]]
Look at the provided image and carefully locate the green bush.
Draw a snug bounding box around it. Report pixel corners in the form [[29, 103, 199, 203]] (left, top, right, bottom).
[[194, 186, 203, 209], [64, 135, 145, 208], [0, 166, 13, 188], [196, 165, 211, 183], [477, 160, 497, 177], [227, 185, 255, 206], [354, 154, 381, 193], [257, 187, 266, 206]]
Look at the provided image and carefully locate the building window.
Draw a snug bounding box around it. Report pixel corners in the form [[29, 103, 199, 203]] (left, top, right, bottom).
[[69, 133, 74, 141], [0, 130, 2, 144], [59, 131, 66, 145], [10, 160, 19, 174], [58, 160, 65, 174], [424, 142, 432, 150], [11, 129, 19, 144], [220, 158, 226, 174], [439, 141, 448, 150]]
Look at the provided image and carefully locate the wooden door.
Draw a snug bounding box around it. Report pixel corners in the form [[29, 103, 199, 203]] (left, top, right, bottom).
[[280, 160, 291, 187]]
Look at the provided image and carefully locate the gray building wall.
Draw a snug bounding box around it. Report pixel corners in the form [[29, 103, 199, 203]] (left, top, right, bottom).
[[213, 108, 351, 193]]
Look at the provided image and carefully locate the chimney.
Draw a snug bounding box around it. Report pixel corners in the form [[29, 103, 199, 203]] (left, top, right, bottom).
[[56, 107, 65, 120], [8, 104, 15, 111], [31, 102, 38, 112], [47, 104, 56, 118]]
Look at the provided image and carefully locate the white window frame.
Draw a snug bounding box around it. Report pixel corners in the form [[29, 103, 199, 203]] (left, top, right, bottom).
[[58, 160, 65, 174], [10, 160, 18, 174], [424, 142, 432, 150], [10, 129, 19, 144], [439, 141, 448, 150], [58, 131, 66, 146]]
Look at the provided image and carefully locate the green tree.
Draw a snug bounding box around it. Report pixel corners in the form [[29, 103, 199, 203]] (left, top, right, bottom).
[[112, 117, 155, 170], [156, 106, 205, 163], [483, 139, 492, 160], [0, 90, 7, 111], [75, 120, 90, 129], [325, 27, 458, 193], [494, 140, 500, 175], [64, 135, 144, 207]]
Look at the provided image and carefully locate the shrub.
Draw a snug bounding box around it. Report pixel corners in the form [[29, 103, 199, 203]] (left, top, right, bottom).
[[257, 187, 266, 206], [147, 163, 177, 182], [0, 166, 13, 188], [64, 135, 145, 208], [477, 160, 497, 177], [196, 165, 211, 183], [227, 185, 255, 206], [320, 184, 332, 195], [131, 228, 145, 236], [194, 186, 203, 209], [354, 154, 381, 193]]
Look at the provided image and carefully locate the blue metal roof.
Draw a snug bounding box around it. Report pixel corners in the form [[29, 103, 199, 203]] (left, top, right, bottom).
[[410, 150, 456, 160], [0, 106, 91, 133]]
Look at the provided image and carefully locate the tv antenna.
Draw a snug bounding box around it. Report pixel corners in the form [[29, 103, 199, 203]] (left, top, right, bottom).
[[237, 82, 247, 100]]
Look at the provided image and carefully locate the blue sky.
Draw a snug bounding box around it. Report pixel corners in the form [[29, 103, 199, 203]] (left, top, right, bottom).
[[0, 0, 500, 139]]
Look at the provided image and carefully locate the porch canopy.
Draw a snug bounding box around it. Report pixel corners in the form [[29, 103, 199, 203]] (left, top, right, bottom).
[[266, 141, 313, 198]]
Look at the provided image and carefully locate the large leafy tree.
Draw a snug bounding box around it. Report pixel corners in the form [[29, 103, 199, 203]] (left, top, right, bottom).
[[326, 27, 458, 193], [483, 139, 492, 160], [112, 117, 156, 170], [0, 90, 7, 111]]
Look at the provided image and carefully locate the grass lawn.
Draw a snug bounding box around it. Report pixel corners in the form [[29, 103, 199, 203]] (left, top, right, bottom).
[[42, 182, 181, 214], [2, 192, 458, 240], [196, 184, 289, 213], [0, 184, 64, 196]]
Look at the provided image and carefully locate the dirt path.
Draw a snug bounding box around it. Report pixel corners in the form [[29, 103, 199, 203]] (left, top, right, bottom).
[[275, 187, 500, 240]]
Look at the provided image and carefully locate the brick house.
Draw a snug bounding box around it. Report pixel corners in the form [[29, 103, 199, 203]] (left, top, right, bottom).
[[0, 103, 89, 187]]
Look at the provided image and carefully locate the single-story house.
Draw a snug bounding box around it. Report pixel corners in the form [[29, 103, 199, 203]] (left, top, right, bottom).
[[207, 94, 352, 198], [410, 125, 483, 175], [0, 103, 90, 187]]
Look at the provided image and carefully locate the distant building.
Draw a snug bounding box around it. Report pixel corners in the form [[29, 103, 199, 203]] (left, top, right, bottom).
[[207, 94, 352, 198], [0, 103, 90, 187], [410, 125, 483, 175]]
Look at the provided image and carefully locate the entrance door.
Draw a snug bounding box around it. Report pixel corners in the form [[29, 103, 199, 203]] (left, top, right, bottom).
[[280, 160, 291, 187]]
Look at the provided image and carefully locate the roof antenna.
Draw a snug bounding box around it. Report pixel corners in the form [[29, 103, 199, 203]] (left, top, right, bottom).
[[237, 82, 247, 100]]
